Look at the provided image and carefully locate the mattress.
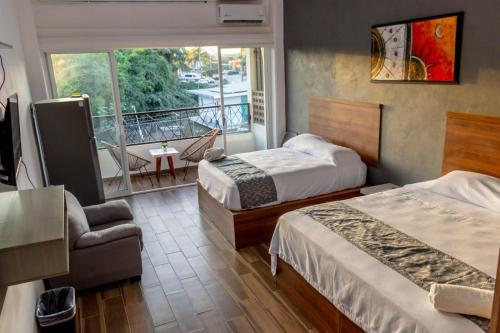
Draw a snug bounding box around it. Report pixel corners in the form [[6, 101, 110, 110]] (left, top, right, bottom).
[[198, 148, 367, 211], [270, 185, 500, 333]]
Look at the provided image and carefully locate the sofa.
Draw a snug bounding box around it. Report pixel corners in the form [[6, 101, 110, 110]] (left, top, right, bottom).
[[48, 191, 143, 290]]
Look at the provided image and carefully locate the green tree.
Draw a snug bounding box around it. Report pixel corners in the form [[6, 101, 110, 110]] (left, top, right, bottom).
[[183, 48, 217, 77], [158, 48, 187, 74], [52, 48, 216, 116], [114, 49, 197, 113], [51, 53, 116, 116]]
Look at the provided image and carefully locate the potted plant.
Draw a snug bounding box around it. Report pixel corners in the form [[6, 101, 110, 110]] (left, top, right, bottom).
[[161, 141, 169, 151]]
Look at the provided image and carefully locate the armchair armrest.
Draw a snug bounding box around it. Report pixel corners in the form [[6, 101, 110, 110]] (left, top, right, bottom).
[[75, 224, 143, 249], [83, 200, 134, 227]]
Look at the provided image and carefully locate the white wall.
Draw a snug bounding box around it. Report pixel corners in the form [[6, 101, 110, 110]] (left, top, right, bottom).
[[0, 0, 43, 189], [0, 0, 44, 331], [34, 0, 274, 51], [253, 123, 267, 150], [17, 0, 48, 102], [270, 0, 286, 148]]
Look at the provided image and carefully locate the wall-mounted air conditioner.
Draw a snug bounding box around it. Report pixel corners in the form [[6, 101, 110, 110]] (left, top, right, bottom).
[[217, 4, 266, 24]]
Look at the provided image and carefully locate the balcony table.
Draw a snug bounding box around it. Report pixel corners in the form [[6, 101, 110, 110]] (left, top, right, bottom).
[[149, 147, 179, 181]]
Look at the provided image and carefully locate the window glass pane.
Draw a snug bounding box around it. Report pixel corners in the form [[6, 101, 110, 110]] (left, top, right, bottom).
[[113, 47, 248, 146], [51, 53, 115, 117], [220, 48, 250, 135]]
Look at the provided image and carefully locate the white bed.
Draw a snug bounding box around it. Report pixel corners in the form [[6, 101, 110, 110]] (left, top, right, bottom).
[[270, 171, 500, 333], [198, 145, 367, 211]]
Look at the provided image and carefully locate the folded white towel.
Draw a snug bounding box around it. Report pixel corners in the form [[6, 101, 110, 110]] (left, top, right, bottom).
[[428, 283, 494, 319], [204, 147, 225, 162]]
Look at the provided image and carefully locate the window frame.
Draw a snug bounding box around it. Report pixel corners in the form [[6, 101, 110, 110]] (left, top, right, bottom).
[[44, 44, 275, 195]]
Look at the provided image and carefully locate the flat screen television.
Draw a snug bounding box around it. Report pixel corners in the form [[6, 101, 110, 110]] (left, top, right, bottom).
[[0, 94, 21, 186]]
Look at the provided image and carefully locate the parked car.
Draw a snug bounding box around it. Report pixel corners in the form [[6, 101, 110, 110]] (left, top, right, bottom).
[[199, 77, 216, 85], [219, 69, 239, 76], [179, 72, 201, 82]]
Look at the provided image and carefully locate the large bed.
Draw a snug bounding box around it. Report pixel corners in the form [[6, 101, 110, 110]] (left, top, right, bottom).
[[198, 97, 382, 249], [198, 146, 367, 211], [270, 112, 500, 333]]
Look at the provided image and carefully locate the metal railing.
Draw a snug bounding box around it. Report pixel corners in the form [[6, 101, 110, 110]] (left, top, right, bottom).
[[92, 103, 250, 147]]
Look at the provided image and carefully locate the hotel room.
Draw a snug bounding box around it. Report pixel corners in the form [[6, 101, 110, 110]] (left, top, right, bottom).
[[0, 0, 498, 332]]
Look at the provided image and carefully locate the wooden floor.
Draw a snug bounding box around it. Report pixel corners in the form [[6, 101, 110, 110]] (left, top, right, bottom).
[[77, 185, 316, 333], [103, 167, 198, 195]]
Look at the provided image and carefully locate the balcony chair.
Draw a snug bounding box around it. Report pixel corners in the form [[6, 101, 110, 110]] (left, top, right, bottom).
[[179, 128, 219, 180], [47, 191, 143, 290], [102, 141, 154, 189]]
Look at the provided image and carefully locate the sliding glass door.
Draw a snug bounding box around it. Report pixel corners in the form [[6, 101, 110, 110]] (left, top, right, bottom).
[[49, 52, 131, 198], [111, 47, 223, 190], [47, 45, 272, 195]]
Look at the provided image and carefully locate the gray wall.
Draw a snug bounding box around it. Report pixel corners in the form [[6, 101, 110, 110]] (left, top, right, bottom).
[[284, 0, 500, 185]]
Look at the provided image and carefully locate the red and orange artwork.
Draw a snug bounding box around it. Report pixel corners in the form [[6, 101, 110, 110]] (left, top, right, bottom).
[[371, 13, 462, 83], [410, 16, 457, 81]]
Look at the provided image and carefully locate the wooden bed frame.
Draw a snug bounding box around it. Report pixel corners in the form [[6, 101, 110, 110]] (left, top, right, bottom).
[[197, 183, 361, 249], [198, 97, 382, 249], [275, 112, 500, 333]]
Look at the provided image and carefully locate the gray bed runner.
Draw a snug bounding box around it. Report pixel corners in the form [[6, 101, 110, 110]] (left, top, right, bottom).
[[210, 156, 277, 210], [297, 201, 495, 331]]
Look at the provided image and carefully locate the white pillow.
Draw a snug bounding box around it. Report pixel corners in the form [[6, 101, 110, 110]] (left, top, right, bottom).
[[204, 147, 225, 161], [283, 133, 327, 149], [414, 171, 500, 213], [283, 133, 362, 166]]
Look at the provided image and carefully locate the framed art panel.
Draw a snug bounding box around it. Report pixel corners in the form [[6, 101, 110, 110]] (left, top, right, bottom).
[[371, 12, 464, 83]]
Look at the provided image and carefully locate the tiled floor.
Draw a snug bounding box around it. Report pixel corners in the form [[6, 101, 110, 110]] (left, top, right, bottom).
[[103, 167, 198, 195], [76, 185, 316, 333]]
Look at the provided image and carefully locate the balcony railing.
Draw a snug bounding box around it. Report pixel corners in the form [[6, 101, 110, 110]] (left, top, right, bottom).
[[92, 103, 250, 147]]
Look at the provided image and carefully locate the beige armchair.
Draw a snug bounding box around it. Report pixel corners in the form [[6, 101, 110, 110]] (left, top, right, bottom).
[[47, 191, 143, 290]]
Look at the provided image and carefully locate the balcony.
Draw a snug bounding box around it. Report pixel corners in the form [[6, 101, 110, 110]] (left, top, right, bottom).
[[94, 103, 263, 193], [93, 103, 251, 147]]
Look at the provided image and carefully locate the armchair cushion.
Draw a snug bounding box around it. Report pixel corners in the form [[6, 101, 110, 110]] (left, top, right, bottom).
[[83, 200, 134, 227], [66, 191, 90, 251], [76, 223, 142, 249]]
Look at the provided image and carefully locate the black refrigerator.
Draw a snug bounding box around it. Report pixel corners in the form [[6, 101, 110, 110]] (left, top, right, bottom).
[[32, 96, 105, 205]]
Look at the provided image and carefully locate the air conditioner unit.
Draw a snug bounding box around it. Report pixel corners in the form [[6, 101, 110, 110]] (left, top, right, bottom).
[[217, 4, 266, 24]]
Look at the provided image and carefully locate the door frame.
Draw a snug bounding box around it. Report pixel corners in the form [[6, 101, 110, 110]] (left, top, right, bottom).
[[107, 51, 133, 198], [216, 47, 228, 152]]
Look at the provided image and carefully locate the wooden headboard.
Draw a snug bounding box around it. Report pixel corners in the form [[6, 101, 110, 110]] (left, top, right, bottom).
[[309, 97, 382, 166], [442, 112, 500, 178]]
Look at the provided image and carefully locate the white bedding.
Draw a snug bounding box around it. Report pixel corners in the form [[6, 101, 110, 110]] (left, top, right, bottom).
[[270, 185, 500, 333], [198, 148, 366, 210]]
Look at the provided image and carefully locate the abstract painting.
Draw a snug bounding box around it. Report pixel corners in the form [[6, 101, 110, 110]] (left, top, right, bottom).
[[371, 13, 463, 83]]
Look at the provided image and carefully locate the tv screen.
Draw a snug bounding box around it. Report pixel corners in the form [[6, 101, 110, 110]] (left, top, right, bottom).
[[0, 94, 21, 186]]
